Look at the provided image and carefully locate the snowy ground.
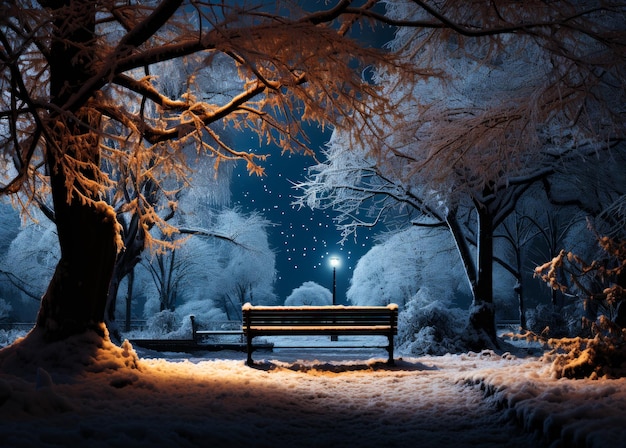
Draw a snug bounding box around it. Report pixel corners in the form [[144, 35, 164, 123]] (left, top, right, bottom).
[[0, 331, 625, 448]]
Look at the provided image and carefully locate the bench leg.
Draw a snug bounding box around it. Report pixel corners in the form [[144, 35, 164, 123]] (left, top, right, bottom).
[[387, 334, 395, 366], [246, 333, 254, 366]]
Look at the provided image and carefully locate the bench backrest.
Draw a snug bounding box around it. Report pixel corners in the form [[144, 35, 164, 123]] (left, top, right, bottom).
[[242, 304, 398, 332]]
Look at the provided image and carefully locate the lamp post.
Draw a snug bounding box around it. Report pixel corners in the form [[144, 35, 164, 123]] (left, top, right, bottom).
[[330, 256, 340, 306], [330, 256, 340, 341]]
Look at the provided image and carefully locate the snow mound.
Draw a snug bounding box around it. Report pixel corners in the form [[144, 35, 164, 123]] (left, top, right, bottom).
[[466, 354, 626, 447], [0, 324, 141, 382]]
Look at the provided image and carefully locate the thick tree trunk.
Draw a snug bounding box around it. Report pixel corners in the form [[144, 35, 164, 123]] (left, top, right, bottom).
[[36, 195, 119, 339], [35, 0, 120, 340], [468, 203, 498, 349], [446, 207, 498, 349]]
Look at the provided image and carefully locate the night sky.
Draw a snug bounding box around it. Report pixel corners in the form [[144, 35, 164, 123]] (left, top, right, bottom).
[[228, 16, 395, 304], [231, 129, 375, 304]]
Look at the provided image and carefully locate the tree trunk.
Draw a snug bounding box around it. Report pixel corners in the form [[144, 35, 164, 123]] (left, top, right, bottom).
[[36, 196, 119, 339], [468, 202, 498, 348], [125, 270, 135, 332], [35, 0, 120, 340], [515, 279, 527, 331], [446, 206, 498, 349], [106, 214, 146, 341]]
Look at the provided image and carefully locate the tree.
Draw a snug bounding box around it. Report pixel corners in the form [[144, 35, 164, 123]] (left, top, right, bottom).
[[0, 1, 405, 342], [1, 212, 59, 303], [102, 58, 236, 335], [134, 208, 276, 325], [296, 1, 626, 348], [284, 281, 332, 306], [209, 209, 277, 319], [347, 226, 468, 309]]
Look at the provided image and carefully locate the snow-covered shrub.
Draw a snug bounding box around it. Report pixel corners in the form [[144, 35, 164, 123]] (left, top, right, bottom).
[[175, 300, 228, 326], [526, 303, 586, 339], [397, 288, 467, 356], [284, 281, 332, 306], [144, 310, 180, 338], [545, 335, 626, 379], [142, 295, 161, 320], [0, 328, 27, 348]]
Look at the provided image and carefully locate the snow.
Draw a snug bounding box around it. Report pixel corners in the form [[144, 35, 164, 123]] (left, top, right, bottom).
[[1, 327, 625, 448]]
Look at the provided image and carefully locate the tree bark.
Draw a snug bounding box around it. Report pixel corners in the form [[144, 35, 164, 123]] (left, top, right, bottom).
[[35, 0, 120, 340], [446, 206, 498, 349], [36, 194, 119, 339], [468, 201, 498, 348]]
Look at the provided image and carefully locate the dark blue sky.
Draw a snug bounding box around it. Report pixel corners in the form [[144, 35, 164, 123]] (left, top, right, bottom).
[[231, 131, 375, 304], [229, 12, 395, 304]]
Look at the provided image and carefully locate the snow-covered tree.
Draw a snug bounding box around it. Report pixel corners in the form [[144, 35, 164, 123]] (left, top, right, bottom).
[[495, 202, 587, 329], [1, 214, 59, 302], [102, 57, 236, 336], [136, 207, 275, 327], [0, 202, 28, 306], [0, 1, 410, 342], [0, 202, 19, 255], [285, 281, 332, 306], [189, 209, 277, 320], [297, 1, 626, 349], [347, 226, 468, 309]]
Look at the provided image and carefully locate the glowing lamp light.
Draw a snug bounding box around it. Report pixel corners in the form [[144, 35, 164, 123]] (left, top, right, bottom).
[[330, 256, 340, 268]]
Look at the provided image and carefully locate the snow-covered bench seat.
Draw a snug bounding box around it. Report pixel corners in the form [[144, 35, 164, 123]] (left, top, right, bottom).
[[242, 303, 398, 366]]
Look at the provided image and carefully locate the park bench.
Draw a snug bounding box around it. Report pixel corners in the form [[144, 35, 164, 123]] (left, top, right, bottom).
[[242, 303, 398, 366]]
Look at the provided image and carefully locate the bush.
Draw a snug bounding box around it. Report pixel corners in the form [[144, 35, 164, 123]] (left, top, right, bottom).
[[284, 281, 332, 306], [397, 289, 467, 356], [545, 334, 626, 379], [0, 329, 27, 348], [144, 310, 181, 338], [526, 302, 587, 339], [535, 233, 626, 378]]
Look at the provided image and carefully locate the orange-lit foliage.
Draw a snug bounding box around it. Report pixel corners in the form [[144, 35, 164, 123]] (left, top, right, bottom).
[[535, 231, 626, 378]]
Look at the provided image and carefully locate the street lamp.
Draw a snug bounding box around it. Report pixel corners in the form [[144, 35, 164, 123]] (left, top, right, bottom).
[[329, 256, 340, 341], [330, 256, 340, 306]]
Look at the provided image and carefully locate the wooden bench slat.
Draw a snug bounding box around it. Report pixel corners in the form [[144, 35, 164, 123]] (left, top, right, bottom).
[[248, 326, 394, 332], [247, 321, 394, 326]]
